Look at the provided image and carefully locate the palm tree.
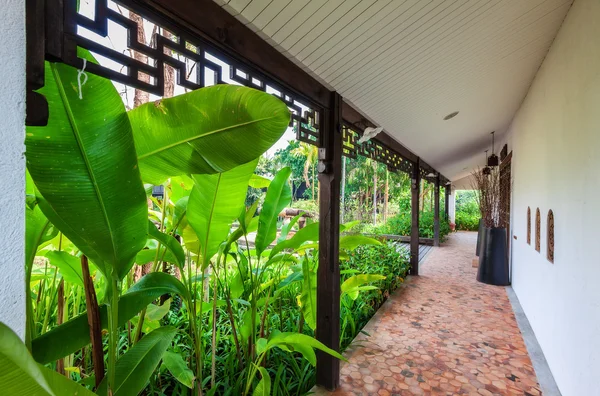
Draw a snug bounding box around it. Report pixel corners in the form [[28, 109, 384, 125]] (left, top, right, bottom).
[[291, 142, 318, 200]]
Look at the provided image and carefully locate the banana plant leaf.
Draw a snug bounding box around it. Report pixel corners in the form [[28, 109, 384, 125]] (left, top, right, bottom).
[[128, 85, 291, 184], [187, 159, 258, 270], [269, 223, 320, 258], [147, 220, 185, 268], [25, 55, 148, 280], [339, 235, 381, 251], [255, 167, 292, 256], [252, 366, 271, 396], [162, 351, 195, 389], [341, 274, 386, 300], [262, 330, 346, 362], [44, 251, 85, 288], [31, 272, 187, 364], [299, 257, 317, 330], [96, 326, 177, 396], [0, 323, 96, 396]]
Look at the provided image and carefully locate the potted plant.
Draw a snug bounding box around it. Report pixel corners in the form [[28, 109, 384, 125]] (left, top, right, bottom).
[[471, 168, 509, 285]]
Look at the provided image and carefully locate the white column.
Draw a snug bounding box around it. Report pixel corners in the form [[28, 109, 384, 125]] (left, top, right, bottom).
[[448, 187, 456, 224], [0, 0, 26, 338]]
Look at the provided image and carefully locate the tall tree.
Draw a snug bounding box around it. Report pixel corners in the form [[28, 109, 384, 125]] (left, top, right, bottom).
[[291, 142, 318, 200]]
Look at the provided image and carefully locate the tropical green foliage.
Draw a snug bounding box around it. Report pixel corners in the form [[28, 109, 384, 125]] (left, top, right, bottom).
[[340, 242, 410, 347], [16, 57, 412, 396], [455, 190, 481, 231]]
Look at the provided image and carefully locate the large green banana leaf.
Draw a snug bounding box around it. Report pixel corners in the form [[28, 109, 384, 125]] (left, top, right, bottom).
[[25, 56, 148, 280], [255, 167, 292, 256], [299, 257, 317, 330], [128, 85, 291, 185], [32, 273, 188, 364], [96, 326, 177, 396], [147, 220, 185, 268], [187, 160, 258, 270], [0, 322, 95, 396]]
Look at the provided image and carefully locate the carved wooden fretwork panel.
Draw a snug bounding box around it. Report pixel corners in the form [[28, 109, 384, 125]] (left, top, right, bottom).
[[341, 125, 413, 174], [51, 0, 322, 145], [535, 208, 541, 252], [547, 210, 554, 263]]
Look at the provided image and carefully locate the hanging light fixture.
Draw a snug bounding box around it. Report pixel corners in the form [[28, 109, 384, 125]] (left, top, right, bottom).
[[482, 150, 492, 175], [487, 131, 499, 167]]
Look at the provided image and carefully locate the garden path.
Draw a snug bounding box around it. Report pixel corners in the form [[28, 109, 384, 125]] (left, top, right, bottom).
[[315, 231, 542, 396]]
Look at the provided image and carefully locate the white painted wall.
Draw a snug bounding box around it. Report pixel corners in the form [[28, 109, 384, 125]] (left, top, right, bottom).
[[448, 188, 456, 224], [509, 0, 600, 394], [0, 0, 26, 338]]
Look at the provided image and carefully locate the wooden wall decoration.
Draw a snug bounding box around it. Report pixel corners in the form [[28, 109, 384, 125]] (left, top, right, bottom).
[[535, 208, 541, 252], [547, 210, 554, 263], [527, 207, 531, 245]]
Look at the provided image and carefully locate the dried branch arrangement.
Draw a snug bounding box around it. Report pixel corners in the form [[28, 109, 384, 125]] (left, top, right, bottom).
[[471, 167, 509, 228]]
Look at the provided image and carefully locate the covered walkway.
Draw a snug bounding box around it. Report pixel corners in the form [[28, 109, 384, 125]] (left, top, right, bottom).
[[317, 232, 541, 395]]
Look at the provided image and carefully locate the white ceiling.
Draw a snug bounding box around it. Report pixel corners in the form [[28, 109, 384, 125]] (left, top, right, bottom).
[[215, 0, 573, 180]]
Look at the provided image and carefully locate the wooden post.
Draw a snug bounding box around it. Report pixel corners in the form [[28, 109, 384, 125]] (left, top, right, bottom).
[[410, 159, 421, 275], [445, 186, 450, 221], [434, 176, 440, 247], [316, 92, 342, 390]]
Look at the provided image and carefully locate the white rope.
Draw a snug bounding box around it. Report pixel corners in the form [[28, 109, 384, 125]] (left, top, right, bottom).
[[77, 59, 88, 100]]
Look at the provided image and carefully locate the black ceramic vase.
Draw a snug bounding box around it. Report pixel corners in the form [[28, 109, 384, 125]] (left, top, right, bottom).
[[475, 218, 484, 257], [477, 227, 509, 286]]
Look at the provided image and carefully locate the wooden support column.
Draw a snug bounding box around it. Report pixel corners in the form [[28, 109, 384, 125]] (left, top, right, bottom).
[[434, 176, 441, 247], [445, 186, 450, 221], [410, 159, 421, 275], [316, 91, 342, 390]]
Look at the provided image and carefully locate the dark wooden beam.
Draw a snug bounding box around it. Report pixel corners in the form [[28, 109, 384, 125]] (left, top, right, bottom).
[[145, 0, 330, 109], [316, 92, 342, 390], [434, 176, 440, 247], [410, 158, 420, 275]]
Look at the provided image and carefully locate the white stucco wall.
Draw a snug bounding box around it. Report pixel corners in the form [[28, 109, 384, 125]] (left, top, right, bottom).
[[508, 0, 600, 394], [0, 0, 26, 338], [448, 188, 456, 224]]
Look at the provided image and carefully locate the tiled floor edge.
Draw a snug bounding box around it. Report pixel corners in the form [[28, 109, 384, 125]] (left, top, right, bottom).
[[505, 286, 562, 396]]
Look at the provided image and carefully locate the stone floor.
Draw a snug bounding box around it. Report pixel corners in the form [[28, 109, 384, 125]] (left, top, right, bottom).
[[314, 232, 542, 396]]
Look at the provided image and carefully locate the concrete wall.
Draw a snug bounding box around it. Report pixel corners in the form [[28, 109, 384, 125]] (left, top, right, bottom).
[[0, 0, 26, 338], [509, 0, 600, 394], [448, 188, 456, 224]]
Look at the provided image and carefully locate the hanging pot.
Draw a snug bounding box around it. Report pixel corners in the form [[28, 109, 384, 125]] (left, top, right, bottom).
[[475, 218, 484, 256], [477, 227, 509, 286]]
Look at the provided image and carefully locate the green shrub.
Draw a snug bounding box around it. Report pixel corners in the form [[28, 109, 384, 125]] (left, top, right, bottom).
[[340, 241, 410, 347], [384, 211, 450, 241], [455, 190, 480, 231], [455, 211, 480, 231]]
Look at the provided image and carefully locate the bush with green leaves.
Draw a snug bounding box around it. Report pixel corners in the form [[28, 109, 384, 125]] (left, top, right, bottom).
[[339, 241, 410, 347], [455, 190, 481, 231], [14, 50, 418, 396], [384, 211, 450, 241]]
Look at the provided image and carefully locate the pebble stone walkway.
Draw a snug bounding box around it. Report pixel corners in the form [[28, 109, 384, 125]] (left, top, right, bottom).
[[314, 232, 542, 396]]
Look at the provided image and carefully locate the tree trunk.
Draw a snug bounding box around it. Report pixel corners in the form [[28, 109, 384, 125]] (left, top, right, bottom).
[[130, 11, 150, 108], [384, 169, 389, 223], [56, 279, 66, 376], [81, 256, 105, 388], [372, 161, 377, 225]]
